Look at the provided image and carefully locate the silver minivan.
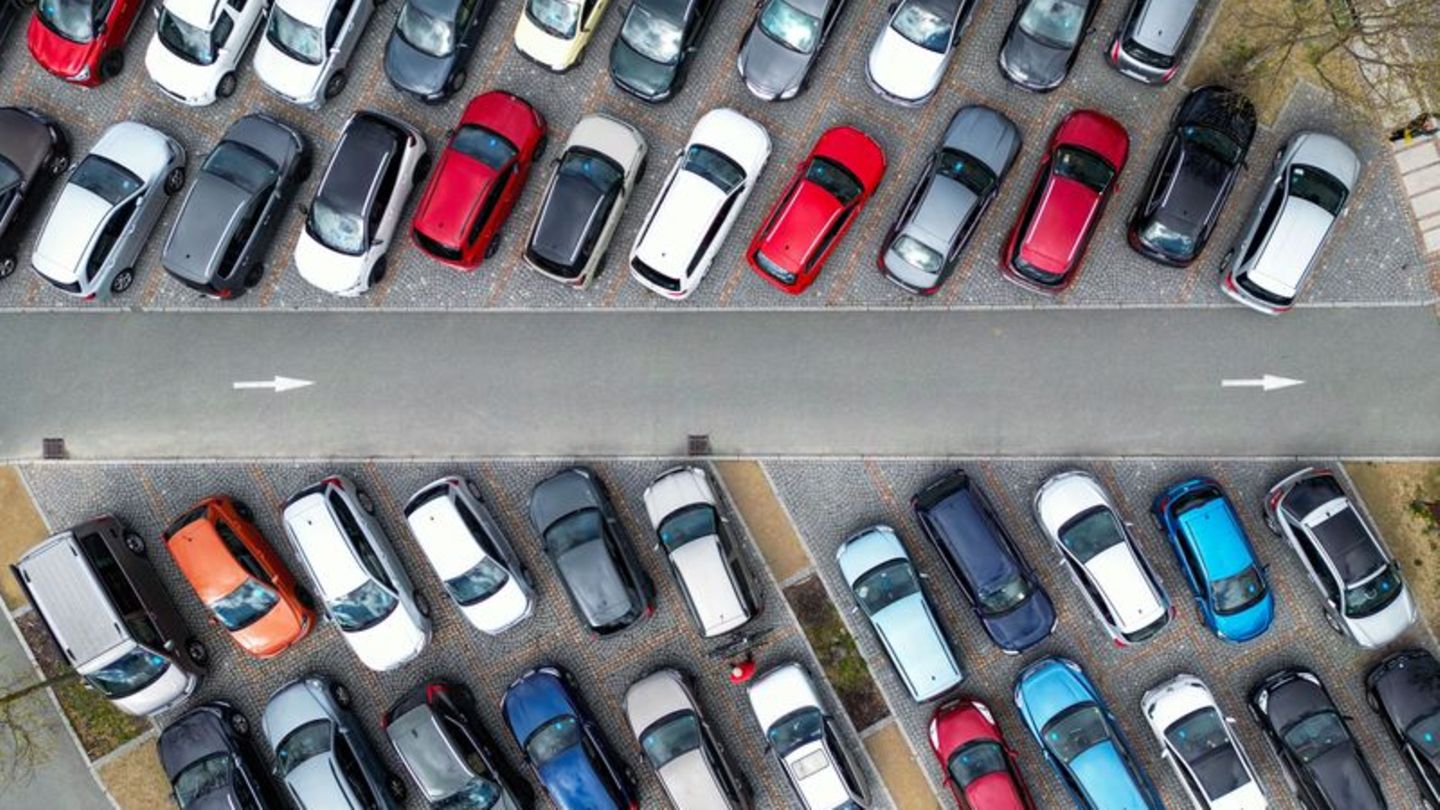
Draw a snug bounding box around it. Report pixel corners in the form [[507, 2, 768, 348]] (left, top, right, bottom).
[[1107, 0, 1201, 84]]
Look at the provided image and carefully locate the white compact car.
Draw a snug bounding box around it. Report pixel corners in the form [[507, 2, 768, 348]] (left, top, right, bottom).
[[404, 476, 535, 635], [866, 0, 973, 105], [31, 121, 186, 300], [513, 0, 612, 72], [1033, 470, 1172, 646], [629, 109, 770, 299], [747, 663, 870, 810], [254, 0, 376, 108], [1141, 674, 1269, 810], [146, 0, 272, 105]]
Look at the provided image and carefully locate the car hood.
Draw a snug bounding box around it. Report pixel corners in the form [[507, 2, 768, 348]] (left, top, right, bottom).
[[226, 115, 302, 164], [657, 749, 731, 808], [385, 32, 454, 96], [231, 597, 309, 657], [1290, 132, 1361, 188], [535, 745, 621, 810], [1372, 653, 1440, 725], [946, 107, 1022, 174], [739, 30, 810, 98], [636, 171, 729, 281], [341, 604, 427, 671], [1016, 660, 1093, 729], [254, 41, 323, 103], [1084, 543, 1165, 632], [670, 535, 749, 636], [1346, 587, 1417, 648], [108, 663, 196, 716], [28, 18, 100, 77], [145, 37, 219, 101], [872, 594, 961, 699], [1000, 29, 1068, 89], [1305, 744, 1385, 809], [557, 540, 633, 627], [868, 29, 946, 101], [1069, 742, 1154, 808], [33, 185, 111, 282], [294, 230, 368, 294]]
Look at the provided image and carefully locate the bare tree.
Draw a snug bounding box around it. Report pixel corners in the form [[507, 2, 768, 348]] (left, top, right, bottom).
[[0, 670, 75, 791]]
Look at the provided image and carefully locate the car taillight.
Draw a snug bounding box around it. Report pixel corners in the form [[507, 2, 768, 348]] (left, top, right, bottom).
[[426, 683, 447, 702], [83, 293, 96, 301], [1161, 65, 1179, 82], [1109, 39, 1121, 63], [322, 476, 343, 489], [1169, 604, 1177, 618], [1113, 637, 1127, 648], [1313, 467, 1334, 477], [1266, 489, 1284, 512], [380, 711, 391, 730]]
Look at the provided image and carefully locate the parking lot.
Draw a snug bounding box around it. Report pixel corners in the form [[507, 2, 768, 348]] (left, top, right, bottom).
[[0, 0, 1431, 312]]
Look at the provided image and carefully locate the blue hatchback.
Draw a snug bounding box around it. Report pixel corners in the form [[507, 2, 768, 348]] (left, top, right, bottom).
[[1014, 657, 1164, 810], [501, 667, 637, 810], [1152, 477, 1274, 642]]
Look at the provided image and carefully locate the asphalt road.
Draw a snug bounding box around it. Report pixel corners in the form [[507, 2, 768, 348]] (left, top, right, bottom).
[[1, 306, 1436, 459]]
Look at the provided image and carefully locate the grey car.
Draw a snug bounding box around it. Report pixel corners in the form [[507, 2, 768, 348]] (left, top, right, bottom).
[[162, 114, 310, 299], [0, 107, 69, 280], [737, 0, 849, 101], [623, 668, 750, 810], [1106, 0, 1201, 84], [879, 105, 1021, 294]]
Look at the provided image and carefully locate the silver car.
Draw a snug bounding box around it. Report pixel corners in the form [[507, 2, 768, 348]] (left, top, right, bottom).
[[1106, 0, 1201, 84], [31, 121, 186, 299], [263, 675, 405, 809], [623, 668, 750, 810]]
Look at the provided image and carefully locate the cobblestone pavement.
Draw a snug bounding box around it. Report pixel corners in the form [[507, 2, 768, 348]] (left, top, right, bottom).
[[0, 0, 1431, 311]]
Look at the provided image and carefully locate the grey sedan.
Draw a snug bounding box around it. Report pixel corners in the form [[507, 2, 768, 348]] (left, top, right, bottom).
[[623, 668, 750, 809], [737, 0, 849, 101]]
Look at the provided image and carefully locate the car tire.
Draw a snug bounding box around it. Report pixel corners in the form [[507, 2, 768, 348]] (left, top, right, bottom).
[[216, 72, 238, 99], [0, 256, 15, 280], [45, 153, 69, 176], [331, 681, 352, 708], [465, 479, 483, 500], [368, 257, 387, 287], [635, 156, 648, 185], [110, 268, 135, 295], [413, 590, 431, 618], [228, 711, 250, 736], [185, 638, 209, 665], [446, 69, 466, 96], [164, 167, 186, 195], [356, 490, 375, 514], [1263, 509, 1280, 536], [99, 50, 124, 81], [243, 264, 264, 288], [534, 134, 548, 159], [295, 153, 313, 183], [233, 499, 254, 522], [386, 774, 407, 802], [323, 71, 347, 100], [483, 232, 502, 259], [1365, 688, 1380, 712], [412, 154, 432, 185], [124, 533, 146, 556]]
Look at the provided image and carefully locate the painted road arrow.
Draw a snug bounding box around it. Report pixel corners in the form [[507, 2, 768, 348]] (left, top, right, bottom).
[[233, 376, 314, 393], [1221, 374, 1304, 392]]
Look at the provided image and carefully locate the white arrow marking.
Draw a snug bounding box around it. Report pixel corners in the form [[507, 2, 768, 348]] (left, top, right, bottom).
[[1221, 374, 1304, 392], [232, 376, 314, 393]]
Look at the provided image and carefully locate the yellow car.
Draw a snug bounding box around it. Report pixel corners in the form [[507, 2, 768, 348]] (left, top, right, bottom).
[[514, 0, 613, 71]]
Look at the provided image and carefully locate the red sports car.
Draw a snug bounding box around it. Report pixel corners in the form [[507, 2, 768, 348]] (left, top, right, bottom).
[[748, 126, 885, 295], [929, 700, 1034, 810], [29, 0, 144, 86], [1001, 110, 1128, 294], [412, 91, 548, 270]]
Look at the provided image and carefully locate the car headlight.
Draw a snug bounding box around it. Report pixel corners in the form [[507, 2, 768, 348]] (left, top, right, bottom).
[[72, 65, 90, 82], [779, 85, 799, 101]]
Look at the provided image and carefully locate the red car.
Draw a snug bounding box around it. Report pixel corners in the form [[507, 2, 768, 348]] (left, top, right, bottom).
[[929, 700, 1034, 810], [1001, 110, 1129, 294], [28, 0, 145, 86], [412, 91, 548, 270], [748, 126, 885, 295]]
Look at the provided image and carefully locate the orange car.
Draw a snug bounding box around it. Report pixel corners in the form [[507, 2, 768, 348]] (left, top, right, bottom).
[[163, 495, 314, 658]]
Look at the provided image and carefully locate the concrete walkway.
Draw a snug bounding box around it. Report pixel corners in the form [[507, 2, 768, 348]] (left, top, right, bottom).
[[1393, 135, 1440, 253]]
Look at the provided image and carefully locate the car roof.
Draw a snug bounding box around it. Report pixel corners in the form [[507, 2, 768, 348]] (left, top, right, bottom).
[[907, 174, 975, 251], [15, 532, 130, 666], [1020, 172, 1100, 273], [1085, 543, 1166, 632], [418, 146, 498, 250], [760, 172, 845, 268], [158, 707, 233, 778], [531, 167, 610, 270], [388, 704, 475, 800], [318, 117, 401, 215], [165, 517, 250, 602], [1177, 497, 1254, 579], [283, 495, 368, 598], [165, 177, 254, 283], [636, 168, 730, 280], [922, 486, 1020, 590], [1242, 194, 1334, 298], [0, 108, 54, 179], [1131, 0, 1199, 55], [406, 494, 487, 579], [1306, 506, 1384, 583], [34, 183, 114, 281]]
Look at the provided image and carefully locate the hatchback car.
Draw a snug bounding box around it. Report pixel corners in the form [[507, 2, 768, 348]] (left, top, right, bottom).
[[642, 466, 760, 637], [623, 668, 750, 810], [145, 0, 271, 105], [160, 701, 280, 810], [524, 113, 646, 288], [296, 111, 427, 296], [1107, 0, 1201, 84], [29, 0, 145, 84], [162, 113, 309, 298], [746, 663, 870, 809], [1140, 674, 1268, 810], [880, 105, 1020, 294], [501, 666, 639, 810], [912, 469, 1055, 654], [255, 0, 377, 107], [865, 0, 974, 105], [264, 675, 405, 809], [0, 107, 69, 281], [1033, 470, 1171, 646], [1249, 668, 1385, 810], [32, 121, 186, 300], [1152, 476, 1274, 642], [528, 466, 655, 635], [609, 0, 714, 102], [928, 699, 1034, 810], [837, 525, 963, 702], [163, 494, 315, 658], [1263, 466, 1416, 647], [385, 0, 495, 101], [1014, 657, 1163, 809], [514, 0, 611, 71], [1365, 648, 1440, 805], [1220, 131, 1359, 314], [748, 125, 885, 294], [737, 0, 848, 101], [998, 0, 1099, 91], [384, 680, 531, 810], [1128, 86, 1256, 266], [404, 476, 536, 635], [629, 108, 770, 299], [1001, 110, 1128, 294]]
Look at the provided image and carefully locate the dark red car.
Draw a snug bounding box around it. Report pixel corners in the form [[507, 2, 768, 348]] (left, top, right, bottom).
[[28, 0, 145, 86], [748, 125, 885, 295], [412, 91, 548, 270], [929, 700, 1034, 810], [1000, 110, 1129, 294]]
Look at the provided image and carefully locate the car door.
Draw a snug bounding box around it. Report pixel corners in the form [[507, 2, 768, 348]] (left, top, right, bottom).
[[329, 0, 365, 68], [90, 196, 139, 282]]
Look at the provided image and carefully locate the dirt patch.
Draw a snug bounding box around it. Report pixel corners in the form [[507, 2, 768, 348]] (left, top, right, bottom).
[[784, 574, 888, 731], [715, 461, 814, 582], [0, 467, 50, 610], [1347, 461, 1440, 626], [863, 719, 941, 810], [96, 737, 171, 810]]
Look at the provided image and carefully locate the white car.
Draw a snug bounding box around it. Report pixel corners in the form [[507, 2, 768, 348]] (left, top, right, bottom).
[[1033, 470, 1172, 645], [629, 109, 770, 299], [866, 0, 973, 105], [295, 111, 426, 296], [145, 0, 272, 105], [1141, 674, 1268, 810], [747, 663, 870, 810], [281, 475, 432, 671], [254, 0, 376, 108], [31, 122, 186, 300], [404, 476, 535, 635]]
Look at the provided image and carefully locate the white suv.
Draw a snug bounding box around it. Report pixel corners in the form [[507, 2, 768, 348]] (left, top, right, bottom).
[[146, 0, 272, 105], [747, 663, 870, 809], [254, 0, 377, 108]]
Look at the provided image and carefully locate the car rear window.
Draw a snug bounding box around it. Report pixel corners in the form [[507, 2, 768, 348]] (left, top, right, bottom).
[[806, 157, 863, 205], [71, 155, 142, 205], [453, 126, 517, 171], [1309, 508, 1383, 583], [1288, 165, 1347, 216], [414, 228, 463, 261], [1053, 147, 1115, 193], [683, 145, 745, 193], [1058, 507, 1125, 563]]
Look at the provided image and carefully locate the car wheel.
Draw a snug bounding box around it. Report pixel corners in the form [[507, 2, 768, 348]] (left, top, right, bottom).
[[295, 153, 313, 183], [446, 69, 466, 96], [635, 156, 648, 185], [228, 711, 250, 736], [164, 167, 186, 195], [110, 268, 135, 295], [1324, 609, 1343, 635], [243, 264, 264, 288], [0, 256, 15, 280], [368, 257, 387, 287], [1263, 508, 1281, 536], [412, 154, 432, 185], [356, 490, 375, 514], [483, 232, 502, 259], [534, 134, 548, 159], [233, 499, 254, 522], [216, 72, 238, 99], [1365, 688, 1380, 712], [464, 479, 483, 500], [331, 681, 352, 708], [413, 590, 431, 618], [98, 50, 124, 80], [323, 71, 347, 100], [185, 638, 209, 665], [386, 774, 407, 802], [45, 153, 69, 175], [124, 533, 146, 556], [295, 586, 317, 610]]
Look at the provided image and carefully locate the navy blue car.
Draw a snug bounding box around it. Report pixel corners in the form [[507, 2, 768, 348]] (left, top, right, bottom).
[[912, 469, 1056, 654], [501, 666, 638, 810]]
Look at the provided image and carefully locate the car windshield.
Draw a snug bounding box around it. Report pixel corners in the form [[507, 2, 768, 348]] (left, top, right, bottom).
[[1043, 704, 1109, 763], [71, 155, 142, 205], [436, 778, 502, 810], [308, 198, 367, 256], [544, 508, 603, 557], [977, 573, 1032, 615], [527, 0, 580, 39], [172, 753, 231, 807], [1211, 566, 1266, 615], [558, 149, 624, 196], [1139, 219, 1195, 256], [1165, 708, 1248, 798], [852, 559, 920, 615], [158, 10, 226, 65], [267, 7, 324, 65], [1058, 507, 1125, 563], [525, 715, 580, 766], [38, 0, 95, 43], [83, 648, 170, 699], [806, 157, 863, 205], [640, 712, 702, 769], [657, 504, 718, 553], [1018, 0, 1087, 48], [937, 147, 998, 196], [946, 740, 1009, 788], [276, 720, 332, 776], [1407, 712, 1440, 759], [1180, 125, 1242, 164], [452, 126, 517, 170], [683, 145, 746, 193], [398, 2, 457, 57], [204, 142, 279, 194], [0, 159, 19, 194], [209, 578, 281, 631], [1282, 711, 1348, 764], [327, 579, 398, 632], [622, 4, 684, 63], [443, 557, 511, 605], [1054, 146, 1115, 193], [768, 707, 824, 757], [892, 0, 953, 52], [1288, 165, 1348, 216], [891, 235, 943, 274], [759, 0, 821, 54], [1344, 562, 1403, 617]]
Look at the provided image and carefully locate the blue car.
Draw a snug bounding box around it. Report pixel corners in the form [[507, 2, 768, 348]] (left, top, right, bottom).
[[1151, 477, 1274, 642], [501, 666, 637, 810], [1013, 657, 1163, 810]]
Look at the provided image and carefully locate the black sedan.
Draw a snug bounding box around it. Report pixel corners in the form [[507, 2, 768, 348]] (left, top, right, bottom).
[[609, 0, 714, 102], [1367, 648, 1440, 804], [998, 0, 1100, 92], [159, 702, 280, 810], [385, 0, 496, 102], [0, 107, 69, 280], [1128, 86, 1256, 265]]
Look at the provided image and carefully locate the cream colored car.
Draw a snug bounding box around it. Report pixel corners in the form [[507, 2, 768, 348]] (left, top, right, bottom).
[[514, 0, 612, 71]]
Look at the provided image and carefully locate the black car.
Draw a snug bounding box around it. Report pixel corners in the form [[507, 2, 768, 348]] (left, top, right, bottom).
[[385, 0, 497, 102], [911, 469, 1056, 654], [528, 467, 655, 635], [0, 107, 69, 280], [161, 114, 309, 298], [609, 0, 714, 102], [1128, 86, 1256, 266], [1250, 669, 1386, 810], [737, 0, 849, 101], [159, 702, 281, 810], [998, 0, 1100, 92], [1366, 648, 1440, 804]]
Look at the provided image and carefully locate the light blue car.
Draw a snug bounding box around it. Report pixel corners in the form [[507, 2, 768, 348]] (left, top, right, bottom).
[[836, 525, 963, 702]]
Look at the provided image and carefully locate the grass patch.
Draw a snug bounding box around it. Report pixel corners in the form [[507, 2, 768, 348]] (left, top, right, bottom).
[[1347, 462, 1440, 626], [784, 575, 888, 731]]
